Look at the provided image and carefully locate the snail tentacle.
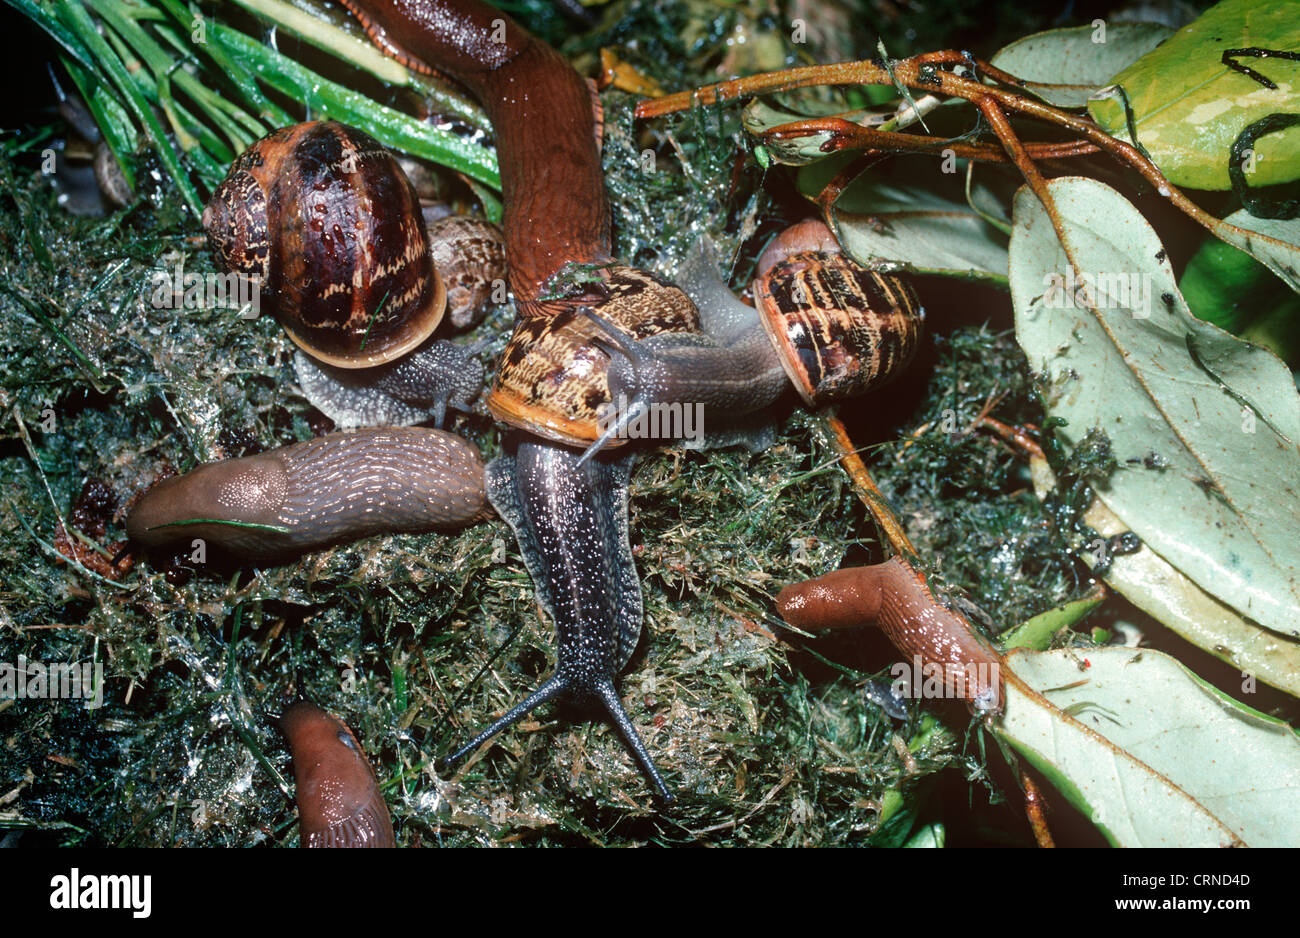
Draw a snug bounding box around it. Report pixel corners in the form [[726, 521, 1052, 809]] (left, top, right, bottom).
[[442, 675, 566, 766], [593, 677, 672, 803]]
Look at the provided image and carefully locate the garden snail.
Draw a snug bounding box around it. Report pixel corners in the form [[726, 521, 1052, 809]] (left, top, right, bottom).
[[203, 120, 505, 429], [776, 556, 1004, 714], [280, 700, 396, 848], [342, 0, 685, 801], [125, 427, 489, 564], [577, 218, 925, 464]]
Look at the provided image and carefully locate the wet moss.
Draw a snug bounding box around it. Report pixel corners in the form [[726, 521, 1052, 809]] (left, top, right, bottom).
[[0, 0, 1098, 848]]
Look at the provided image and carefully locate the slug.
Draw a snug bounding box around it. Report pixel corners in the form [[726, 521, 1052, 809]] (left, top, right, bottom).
[[126, 427, 489, 563], [280, 700, 396, 848], [341, 0, 612, 300], [343, 0, 677, 799], [450, 435, 670, 801], [776, 557, 1004, 713]]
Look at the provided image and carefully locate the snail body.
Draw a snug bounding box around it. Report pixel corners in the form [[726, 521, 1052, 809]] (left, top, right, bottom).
[[776, 557, 1004, 714], [280, 700, 396, 848], [204, 120, 503, 427], [126, 427, 488, 563], [580, 220, 924, 462]]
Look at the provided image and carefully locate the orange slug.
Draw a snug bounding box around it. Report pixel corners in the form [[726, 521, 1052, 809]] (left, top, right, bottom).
[[280, 701, 396, 848], [776, 556, 1004, 713]]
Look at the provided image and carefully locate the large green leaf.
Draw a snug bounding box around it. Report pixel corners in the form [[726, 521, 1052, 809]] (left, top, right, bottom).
[[1010, 176, 1300, 637], [999, 647, 1300, 847], [1087, 0, 1300, 190], [990, 22, 1173, 109], [1028, 455, 1300, 699]]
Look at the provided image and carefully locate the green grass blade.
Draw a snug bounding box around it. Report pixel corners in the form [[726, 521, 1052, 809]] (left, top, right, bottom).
[[53, 0, 203, 216], [212, 22, 500, 191]]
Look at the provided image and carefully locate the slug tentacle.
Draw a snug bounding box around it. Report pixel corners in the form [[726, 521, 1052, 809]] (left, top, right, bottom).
[[443, 675, 567, 767]]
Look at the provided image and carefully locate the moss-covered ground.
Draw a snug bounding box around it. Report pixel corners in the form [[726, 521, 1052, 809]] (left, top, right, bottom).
[[0, 0, 1173, 847]]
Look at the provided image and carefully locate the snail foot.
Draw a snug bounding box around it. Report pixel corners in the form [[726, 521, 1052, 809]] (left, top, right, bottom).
[[294, 341, 485, 429]]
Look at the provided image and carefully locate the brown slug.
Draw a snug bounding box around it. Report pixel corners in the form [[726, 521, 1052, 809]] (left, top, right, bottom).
[[342, 0, 678, 800], [126, 427, 489, 564], [578, 219, 924, 463], [280, 700, 396, 848], [776, 556, 1004, 713], [204, 120, 503, 429]]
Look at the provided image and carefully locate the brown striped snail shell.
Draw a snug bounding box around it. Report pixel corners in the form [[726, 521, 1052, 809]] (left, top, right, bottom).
[[203, 120, 445, 369], [755, 221, 923, 406], [204, 121, 507, 427], [425, 212, 507, 330], [485, 266, 703, 447]]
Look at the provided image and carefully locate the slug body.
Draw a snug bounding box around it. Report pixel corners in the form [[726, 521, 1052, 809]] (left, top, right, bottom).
[[581, 221, 925, 462], [456, 436, 670, 801], [126, 427, 488, 563], [280, 701, 396, 848], [776, 557, 1004, 713], [344, 0, 676, 798], [204, 120, 500, 428]]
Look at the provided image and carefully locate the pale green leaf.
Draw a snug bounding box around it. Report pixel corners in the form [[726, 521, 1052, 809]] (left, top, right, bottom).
[[1206, 207, 1300, 296], [1029, 456, 1300, 699], [832, 184, 1009, 285], [990, 22, 1173, 108], [902, 823, 945, 847], [1010, 176, 1300, 636], [999, 647, 1300, 847], [999, 590, 1105, 651]]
